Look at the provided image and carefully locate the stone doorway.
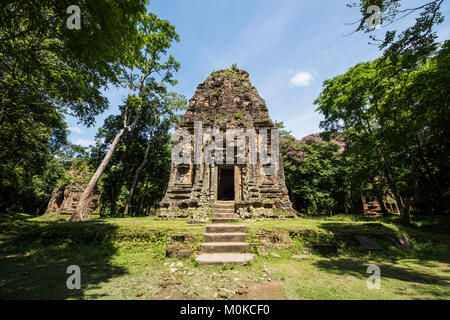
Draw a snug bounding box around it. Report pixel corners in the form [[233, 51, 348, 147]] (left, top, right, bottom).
[[217, 167, 234, 200]]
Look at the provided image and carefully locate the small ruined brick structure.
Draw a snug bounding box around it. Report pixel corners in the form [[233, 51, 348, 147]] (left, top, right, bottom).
[[158, 68, 295, 222], [46, 166, 100, 215]]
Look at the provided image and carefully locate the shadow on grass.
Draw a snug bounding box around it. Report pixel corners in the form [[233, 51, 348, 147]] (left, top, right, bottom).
[[312, 256, 450, 298], [311, 220, 450, 298], [307, 221, 400, 257], [316, 220, 450, 258], [0, 215, 128, 299]]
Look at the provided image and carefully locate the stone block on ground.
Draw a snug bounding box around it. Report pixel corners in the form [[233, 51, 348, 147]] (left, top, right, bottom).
[[177, 249, 192, 258], [165, 246, 192, 258], [270, 252, 280, 258], [195, 253, 255, 265], [354, 235, 381, 250], [165, 245, 179, 257], [393, 234, 414, 249]]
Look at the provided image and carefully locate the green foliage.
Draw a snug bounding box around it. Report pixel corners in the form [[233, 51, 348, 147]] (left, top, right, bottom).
[[0, 0, 151, 126], [351, 0, 444, 67], [314, 41, 450, 218], [281, 133, 349, 215], [0, 1, 138, 213], [0, 2, 183, 217], [0, 105, 68, 214], [274, 120, 292, 138], [210, 64, 246, 81], [91, 84, 187, 217]]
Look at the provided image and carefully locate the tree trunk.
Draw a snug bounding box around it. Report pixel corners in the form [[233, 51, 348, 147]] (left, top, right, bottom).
[[403, 198, 413, 226], [138, 191, 146, 216], [96, 191, 102, 215], [70, 128, 126, 221], [0, 107, 5, 126], [124, 133, 153, 216], [375, 147, 411, 225], [70, 68, 145, 221], [344, 198, 349, 215]]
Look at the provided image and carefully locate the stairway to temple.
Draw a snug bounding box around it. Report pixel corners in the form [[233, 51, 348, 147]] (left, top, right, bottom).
[[211, 200, 240, 223], [195, 201, 255, 265]]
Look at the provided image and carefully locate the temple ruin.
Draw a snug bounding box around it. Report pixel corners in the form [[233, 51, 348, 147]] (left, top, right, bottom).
[[158, 68, 295, 222], [46, 165, 100, 215]]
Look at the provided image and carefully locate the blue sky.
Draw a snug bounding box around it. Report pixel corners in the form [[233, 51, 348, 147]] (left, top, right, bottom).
[[67, 0, 450, 147]]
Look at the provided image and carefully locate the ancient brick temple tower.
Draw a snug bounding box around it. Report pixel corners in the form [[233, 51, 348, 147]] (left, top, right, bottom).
[[158, 68, 295, 222]]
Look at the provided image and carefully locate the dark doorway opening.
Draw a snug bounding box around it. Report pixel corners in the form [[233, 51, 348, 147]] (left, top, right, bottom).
[[217, 167, 234, 200]]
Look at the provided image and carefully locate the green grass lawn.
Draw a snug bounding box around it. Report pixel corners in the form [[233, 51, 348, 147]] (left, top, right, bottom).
[[0, 213, 449, 300]]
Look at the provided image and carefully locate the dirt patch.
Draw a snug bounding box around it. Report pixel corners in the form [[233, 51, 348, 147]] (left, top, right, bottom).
[[232, 280, 286, 300], [149, 287, 188, 300]]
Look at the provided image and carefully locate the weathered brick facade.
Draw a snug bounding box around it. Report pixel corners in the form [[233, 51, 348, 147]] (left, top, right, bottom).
[[158, 68, 295, 222]]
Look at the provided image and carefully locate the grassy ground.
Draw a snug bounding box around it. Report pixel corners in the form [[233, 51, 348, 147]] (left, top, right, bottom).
[[0, 212, 449, 300]]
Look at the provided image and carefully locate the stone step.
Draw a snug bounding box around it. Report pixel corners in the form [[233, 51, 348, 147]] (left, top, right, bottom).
[[215, 201, 235, 207], [201, 242, 248, 253], [168, 195, 190, 200], [204, 232, 247, 242], [168, 188, 191, 193], [214, 201, 235, 206], [214, 208, 235, 213], [214, 204, 235, 208], [212, 213, 238, 219], [211, 217, 240, 223], [205, 224, 247, 233], [195, 253, 254, 265], [214, 206, 235, 211]]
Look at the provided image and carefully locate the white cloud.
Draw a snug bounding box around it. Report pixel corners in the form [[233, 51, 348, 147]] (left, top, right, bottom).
[[68, 126, 83, 134], [73, 138, 94, 147], [289, 71, 314, 87]]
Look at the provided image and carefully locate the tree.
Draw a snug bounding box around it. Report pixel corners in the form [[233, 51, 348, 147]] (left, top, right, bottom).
[[0, 0, 150, 126], [124, 90, 186, 216], [70, 13, 180, 221], [314, 42, 450, 224], [349, 0, 445, 65], [89, 90, 184, 217], [0, 0, 151, 214], [280, 133, 349, 215], [0, 100, 67, 213]]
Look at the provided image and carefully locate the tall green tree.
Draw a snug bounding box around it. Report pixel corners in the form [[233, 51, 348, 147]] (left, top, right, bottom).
[[90, 88, 185, 217], [0, 0, 151, 214], [71, 13, 180, 221], [124, 89, 186, 216], [280, 133, 349, 215], [0, 0, 150, 126], [315, 42, 450, 224]]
